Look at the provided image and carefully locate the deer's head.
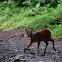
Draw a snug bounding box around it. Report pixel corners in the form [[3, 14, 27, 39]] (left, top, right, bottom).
[[25, 29, 33, 37]]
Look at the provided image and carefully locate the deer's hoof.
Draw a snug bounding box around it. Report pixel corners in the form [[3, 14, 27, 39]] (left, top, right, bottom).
[[24, 48, 26, 53]]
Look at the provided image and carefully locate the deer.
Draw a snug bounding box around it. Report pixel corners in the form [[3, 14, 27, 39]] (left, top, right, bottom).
[[24, 29, 56, 54]]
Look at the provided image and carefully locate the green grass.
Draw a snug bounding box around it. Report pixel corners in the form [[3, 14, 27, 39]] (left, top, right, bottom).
[[0, 2, 62, 40], [51, 24, 62, 40]]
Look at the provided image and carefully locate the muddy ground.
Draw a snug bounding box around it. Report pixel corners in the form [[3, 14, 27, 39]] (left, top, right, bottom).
[[0, 29, 62, 62]]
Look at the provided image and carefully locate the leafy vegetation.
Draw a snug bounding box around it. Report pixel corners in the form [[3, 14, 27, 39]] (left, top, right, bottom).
[[0, 0, 62, 40]]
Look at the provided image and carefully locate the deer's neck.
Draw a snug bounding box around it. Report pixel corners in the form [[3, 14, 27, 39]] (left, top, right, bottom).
[[30, 32, 33, 38], [30, 32, 37, 40]]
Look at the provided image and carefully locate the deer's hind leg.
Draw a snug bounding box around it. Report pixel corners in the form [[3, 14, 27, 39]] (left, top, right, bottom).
[[51, 39, 56, 51], [37, 42, 40, 53], [44, 41, 49, 54]]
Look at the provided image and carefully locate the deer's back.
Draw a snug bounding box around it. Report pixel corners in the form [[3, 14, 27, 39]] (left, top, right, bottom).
[[37, 29, 51, 41]]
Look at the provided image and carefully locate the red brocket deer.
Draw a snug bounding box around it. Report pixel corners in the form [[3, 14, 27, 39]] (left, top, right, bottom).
[[24, 29, 56, 54]]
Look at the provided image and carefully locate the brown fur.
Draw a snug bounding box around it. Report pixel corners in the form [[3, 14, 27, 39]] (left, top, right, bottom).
[[24, 29, 56, 54]]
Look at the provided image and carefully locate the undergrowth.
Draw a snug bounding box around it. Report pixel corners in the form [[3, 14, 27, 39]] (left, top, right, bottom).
[[0, 1, 62, 40]]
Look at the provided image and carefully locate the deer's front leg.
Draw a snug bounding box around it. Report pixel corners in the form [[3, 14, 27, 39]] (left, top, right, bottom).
[[24, 41, 33, 53]]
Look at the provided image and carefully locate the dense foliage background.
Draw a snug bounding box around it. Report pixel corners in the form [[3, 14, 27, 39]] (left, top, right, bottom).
[[0, 0, 62, 40]]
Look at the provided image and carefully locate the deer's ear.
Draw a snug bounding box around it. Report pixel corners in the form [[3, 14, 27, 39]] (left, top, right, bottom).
[[31, 28, 33, 32], [25, 29, 28, 32]]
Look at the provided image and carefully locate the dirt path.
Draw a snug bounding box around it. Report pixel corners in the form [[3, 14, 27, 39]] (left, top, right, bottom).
[[0, 29, 62, 62]]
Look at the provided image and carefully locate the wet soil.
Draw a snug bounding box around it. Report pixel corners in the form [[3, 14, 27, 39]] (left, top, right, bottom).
[[0, 29, 62, 62]]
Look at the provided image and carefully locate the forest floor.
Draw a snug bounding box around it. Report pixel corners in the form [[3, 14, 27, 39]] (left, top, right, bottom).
[[0, 29, 62, 62]]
